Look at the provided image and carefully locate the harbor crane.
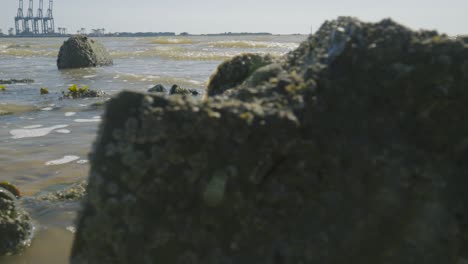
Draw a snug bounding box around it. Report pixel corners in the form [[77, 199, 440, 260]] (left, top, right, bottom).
[[14, 0, 25, 35], [33, 0, 44, 34], [14, 0, 55, 35], [43, 0, 54, 34], [24, 0, 34, 34]]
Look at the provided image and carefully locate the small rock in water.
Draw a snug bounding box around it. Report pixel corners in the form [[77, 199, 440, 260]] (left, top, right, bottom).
[[147, 84, 167, 93], [169, 84, 199, 96], [40, 88, 49, 95]]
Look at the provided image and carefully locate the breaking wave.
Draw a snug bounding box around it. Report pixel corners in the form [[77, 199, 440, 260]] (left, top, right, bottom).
[[0, 47, 57, 57], [110, 47, 236, 61], [112, 73, 206, 87], [149, 38, 195, 45], [208, 40, 299, 50]]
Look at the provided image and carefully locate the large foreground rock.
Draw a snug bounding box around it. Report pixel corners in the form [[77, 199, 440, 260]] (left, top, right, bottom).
[[72, 17, 468, 263], [57, 35, 113, 69]]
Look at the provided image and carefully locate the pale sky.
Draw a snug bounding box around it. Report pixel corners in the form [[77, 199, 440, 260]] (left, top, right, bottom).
[[0, 0, 467, 35]]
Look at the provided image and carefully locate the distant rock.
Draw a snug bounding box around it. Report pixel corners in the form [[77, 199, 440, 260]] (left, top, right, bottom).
[[57, 35, 113, 70], [72, 17, 468, 263], [0, 184, 33, 256]]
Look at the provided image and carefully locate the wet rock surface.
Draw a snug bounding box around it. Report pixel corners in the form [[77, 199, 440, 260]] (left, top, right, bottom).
[[72, 17, 468, 263], [57, 35, 113, 70], [0, 187, 33, 256]]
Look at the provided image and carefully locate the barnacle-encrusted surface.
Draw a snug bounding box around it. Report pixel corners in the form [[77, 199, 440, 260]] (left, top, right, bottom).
[[0, 191, 33, 256], [72, 17, 468, 263]]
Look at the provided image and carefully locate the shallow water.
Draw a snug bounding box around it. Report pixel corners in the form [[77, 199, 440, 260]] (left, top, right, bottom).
[[0, 35, 306, 263]]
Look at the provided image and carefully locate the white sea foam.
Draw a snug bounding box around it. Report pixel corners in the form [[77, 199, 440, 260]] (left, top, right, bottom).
[[10, 124, 69, 139], [66, 226, 76, 233], [45, 155, 80, 166], [56, 129, 71, 134], [76, 160, 88, 164], [74, 117, 101, 123], [65, 112, 76, 117], [23, 125, 43, 129], [41, 107, 53, 111]]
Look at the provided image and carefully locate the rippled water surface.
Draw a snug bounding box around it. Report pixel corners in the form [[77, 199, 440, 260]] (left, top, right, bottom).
[[0, 35, 306, 263]]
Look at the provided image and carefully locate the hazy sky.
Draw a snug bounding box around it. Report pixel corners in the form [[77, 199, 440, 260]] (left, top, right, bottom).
[[0, 0, 467, 35]]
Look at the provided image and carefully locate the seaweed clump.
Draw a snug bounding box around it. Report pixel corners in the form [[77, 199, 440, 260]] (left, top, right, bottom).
[[62, 84, 105, 99]]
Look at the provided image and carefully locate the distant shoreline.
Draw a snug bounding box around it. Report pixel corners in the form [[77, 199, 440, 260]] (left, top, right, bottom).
[[0, 32, 306, 38]]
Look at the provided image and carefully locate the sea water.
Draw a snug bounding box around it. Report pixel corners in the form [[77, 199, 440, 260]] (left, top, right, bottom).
[[0, 35, 306, 263]]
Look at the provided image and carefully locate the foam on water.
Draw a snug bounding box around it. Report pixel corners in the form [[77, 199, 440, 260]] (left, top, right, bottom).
[[113, 73, 205, 87], [74, 117, 101, 123], [65, 112, 76, 117], [45, 155, 80, 166], [56, 129, 71, 134], [23, 125, 43, 129], [10, 124, 69, 139], [110, 47, 236, 61]]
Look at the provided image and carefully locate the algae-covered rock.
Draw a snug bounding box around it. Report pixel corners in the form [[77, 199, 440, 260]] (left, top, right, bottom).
[[57, 35, 113, 70], [206, 53, 274, 96], [0, 186, 33, 256], [36, 181, 87, 202], [72, 17, 468, 264], [62, 85, 106, 99]]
